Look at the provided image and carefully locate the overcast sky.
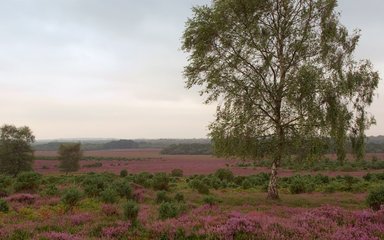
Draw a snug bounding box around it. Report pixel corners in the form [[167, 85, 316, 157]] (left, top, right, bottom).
[[0, 0, 383, 139]]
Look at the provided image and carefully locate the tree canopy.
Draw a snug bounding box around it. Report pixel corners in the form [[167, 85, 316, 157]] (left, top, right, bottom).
[[58, 143, 82, 174], [0, 124, 35, 176], [182, 0, 379, 199]]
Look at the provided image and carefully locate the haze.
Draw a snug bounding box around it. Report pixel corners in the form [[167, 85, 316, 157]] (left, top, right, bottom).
[[0, 0, 383, 139]]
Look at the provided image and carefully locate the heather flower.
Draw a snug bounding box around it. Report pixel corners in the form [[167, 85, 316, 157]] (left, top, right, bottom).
[[101, 203, 119, 216], [40, 231, 81, 240], [68, 213, 92, 225], [101, 221, 131, 238]]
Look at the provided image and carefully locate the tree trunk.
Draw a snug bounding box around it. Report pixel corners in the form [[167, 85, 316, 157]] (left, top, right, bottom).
[[267, 161, 279, 200]]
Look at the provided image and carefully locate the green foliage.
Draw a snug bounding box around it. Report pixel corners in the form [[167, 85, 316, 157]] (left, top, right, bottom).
[[0, 198, 9, 213], [61, 188, 82, 210], [202, 195, 220, 206], [161, 143, 212, 155], [82, 173, 114, 197], [0, 124, 35, 176], [100, 187, 119, 204], [58, 143, 82, 173], [14, 171, 41, 192], [156, 190, 170, 204], [42, 184, 59, 196], [123, 200, 139, 222], [158, 202, 183, 220], [133, 172, 153, 188], [174, 192, 185, 202], [120, 169, 128, 177], [114, 180, 132, 199], [366, 187, 384, 211], [214, 169, 234, 182], [189, 179, 210, 194], [152, 173, 170, 191], [182, 0, 380, 199], [0, 174, 13, 190], [171, 169, 183, 177], [289, 178, 306, 194]]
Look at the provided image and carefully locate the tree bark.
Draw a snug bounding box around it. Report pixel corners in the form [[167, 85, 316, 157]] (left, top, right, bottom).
[[267, 161, 279, 200]]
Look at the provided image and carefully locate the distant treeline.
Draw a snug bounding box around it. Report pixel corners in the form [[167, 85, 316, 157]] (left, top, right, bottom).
[[160, 143, 212, 155], [33, 139, 210, 151]]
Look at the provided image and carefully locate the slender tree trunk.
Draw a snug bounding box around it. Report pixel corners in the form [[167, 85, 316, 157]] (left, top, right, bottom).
[[267, 161, 279, 199]]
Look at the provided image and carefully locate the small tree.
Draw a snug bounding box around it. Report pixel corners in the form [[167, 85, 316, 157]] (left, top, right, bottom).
[[0, 125, 35, 176], [58, 143, 82, 174]]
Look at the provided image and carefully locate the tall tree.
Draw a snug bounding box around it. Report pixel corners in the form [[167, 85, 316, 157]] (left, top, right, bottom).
[[58, 143, 82, 174], [0, 124, 35, 176], [182, 0, 379, 199]]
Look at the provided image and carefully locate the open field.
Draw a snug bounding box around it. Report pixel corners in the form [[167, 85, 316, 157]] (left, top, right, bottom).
[[34, 149, 384, 177]]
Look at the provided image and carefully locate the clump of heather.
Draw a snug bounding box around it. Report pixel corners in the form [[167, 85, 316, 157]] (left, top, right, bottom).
[[101, 203, 119, 216], [6, 193, 37, 204], [68, 213, 92, 225], [40, 231, 82, 240], [101, 221, 131, 238]]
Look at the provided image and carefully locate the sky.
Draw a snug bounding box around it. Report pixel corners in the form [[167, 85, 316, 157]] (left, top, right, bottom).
[[0, 0, 383, 140]]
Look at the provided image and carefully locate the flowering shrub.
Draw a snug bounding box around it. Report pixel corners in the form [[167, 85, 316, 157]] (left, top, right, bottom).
[[6, 193, 36, 204], [68, 213, 92, 225], [101, 221, 131, 238], [40, 231, 81, 240], [101, 203, 119, 216]]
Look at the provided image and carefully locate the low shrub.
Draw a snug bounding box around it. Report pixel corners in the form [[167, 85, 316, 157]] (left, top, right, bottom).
[[214, 169, 234, 182], [123, 200, 139, 222], [152, 173, 170, 191], [156, 190, 170, 204], [0, 199, 9, 213], [0, 174, 13, 190], [158, 202, 180, 220], [115, 180, 132, 199], [14, 172, 42, 192], [100, 188, 119, 204], [202, 195, 220, 205], [120, 169, 128, 177], [289, 178, 306, 194], [42, 184, 59, 196], [174, 192, 184, 202], [171, 169, 183, 177], [61, 188, 82, 211], [366, 186, 384, 211]]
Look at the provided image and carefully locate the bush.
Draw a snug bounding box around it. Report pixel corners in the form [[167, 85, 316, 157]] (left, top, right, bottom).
[[61, 188, 82, 211], [171, 169, 183, 177], [0, 199, 9, 213], [115, 180, 132, 199], [0, 174, 13, 190], [82, 174, 113, 197], [14, 171, 42, 192], [42, 184, 59, 196], [366, 187, 384, 211], [100, 188, 119, 204], [214, 169, 234, 182], [158, 202, 179, 219], [156, 190, 170, 204], [202, 195, 220, 205], [120, 169, 128, 177], [242, 179, 252, 189], [123, 200, 139, 222], [174, 193, 184, 202], [133, 172, 153, 188], [289, 178, 306, 194], [189, 179, 210, 194], [152, 173, 170, 191]]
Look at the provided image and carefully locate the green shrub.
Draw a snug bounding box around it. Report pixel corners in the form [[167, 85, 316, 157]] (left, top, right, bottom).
[[0, 174, 13, 190], [123, 200, 139, 222], [120, 169, 128, 177], [100, 188, 119, 203], [171, 169, 183, 177], [82, 174, 113, 197], [197, 183, 210, 194], [0, 199, 9, 213], [241, 179, 252, 189], [214, 169, 234, 182], [289, 178, 306, 194], [158, 202, 179, 219], [133, 172, 153, 188], [152, 173, 170, 191], [202, 195, 220, 205], [14, 171, 41, 192], [366, 187, 384, 211], [61, 188, 82, 210], [115, 180, 132, 199], [42, 184, 59, 196], [174, 193, 185, 202], [156, 190, 170, 204]]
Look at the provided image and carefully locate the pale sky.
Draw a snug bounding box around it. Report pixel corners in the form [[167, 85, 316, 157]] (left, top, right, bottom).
[[0, 0, 383, 139]]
